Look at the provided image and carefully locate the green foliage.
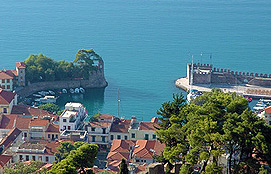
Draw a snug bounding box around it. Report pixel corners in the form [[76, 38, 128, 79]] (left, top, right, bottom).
[[24, 49, 100, 83], [50, 143, 98, 174], [156, 90, 271, 173], [4, 161, 45, 174], [38, 103, 60, 113], [119, 158, 128, 174]]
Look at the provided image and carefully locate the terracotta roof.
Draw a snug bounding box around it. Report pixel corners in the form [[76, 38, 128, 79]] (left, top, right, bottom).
[[0, 155, 12, 168], [109, 139, 135, 153], [264, 105, 271, 114], [136, 164, 147, 173], [16, 62, 26, 69], [96, 114, 114, 120], [0, 128, 22, 151], [89, 121, 111, 128], [37, 163, 53, 172], [107, 160, 122, 172], [0, 71, 14, 80], [30, 119, 49, 127], [0, 114, 31, 130], [110, 119, 131, 133], [46, 124, 59, 133], [139, 121, 159, 131], [0, 90, 16, 105], [11, 105, 57, 120], [133, 140, 165, 159]]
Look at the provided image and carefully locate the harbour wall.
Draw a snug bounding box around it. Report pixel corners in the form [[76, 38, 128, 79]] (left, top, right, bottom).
[[16, 70, 107, 98], [189, 63, 271, 87]]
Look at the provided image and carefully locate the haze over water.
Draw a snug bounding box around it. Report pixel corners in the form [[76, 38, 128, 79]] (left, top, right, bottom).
[[1, 0, 270, 120]]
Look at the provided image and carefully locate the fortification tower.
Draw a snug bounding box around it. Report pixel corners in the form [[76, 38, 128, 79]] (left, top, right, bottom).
[[187, 63, 212, 85], [16, 62, 26, 87]]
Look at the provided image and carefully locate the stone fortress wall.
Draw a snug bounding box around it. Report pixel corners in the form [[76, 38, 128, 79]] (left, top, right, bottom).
[[188, 63, 271, 87]]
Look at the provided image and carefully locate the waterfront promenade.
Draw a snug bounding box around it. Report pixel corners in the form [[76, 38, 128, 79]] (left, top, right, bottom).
[[176, 77, 271, 99]]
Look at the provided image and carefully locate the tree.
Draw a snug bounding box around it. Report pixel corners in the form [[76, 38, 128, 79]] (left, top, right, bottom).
[[156, 90, 271, 174], [50, 143, 98, 174], [38, 103, 60, 113], [119, 158, 129, 174], [4, 161, 46, 174]]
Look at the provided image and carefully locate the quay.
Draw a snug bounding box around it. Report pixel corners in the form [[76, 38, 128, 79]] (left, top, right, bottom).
[[176, 63, 271, 99]]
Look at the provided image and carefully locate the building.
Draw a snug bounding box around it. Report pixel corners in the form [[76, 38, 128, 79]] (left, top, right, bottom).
[[0, 62, 26, 91], [60, 130, 88, 141], [12, 141, 59, 164], [0, 89, 17, 114], [109, 117, 159, 143], [45, 123, 60, 141], [0, 155, 13, 174], [29, 118, 50, 140], [106, 139, 165, 172], [263, 106, 271, 125], [59, 102, 87, 132]]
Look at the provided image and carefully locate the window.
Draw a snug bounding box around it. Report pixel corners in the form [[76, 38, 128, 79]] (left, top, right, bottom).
[[117, 135, 121, 139], [56, 134, 58, 139], [2, 86, 5, 89], [124, 135, 128, 140], [39, 156, 42, 161], [63, 126, 66, 130], [131, 133, 135, 139], [153, 134, 156, 139], [19, 155, 23, 160], [6, 79, 10, 83], [63, 119, 66, 122], [48, 134, 51, 138], [2, 79, 5, 83], [26, 155, 29, 161], [68, 126, 71, 130], [21, 70, 23, 73], [91, 127, 95, 131], [52, 134, 55, 140], [7, 85, 10, 89], [110, 135, 114, 140], [24, 133, 27, 137], [46, 156, 49, 162], [20, 76, 23, 79], [269, 121, 271, 125], [136, 159, 140, 162], [144, 134, 149, 140], [3, 108, 7, 114], [32, 156, 36, 161], [92, 136, 96, 142], [102, 128, 106, 134], [102, 136, 106, 142]]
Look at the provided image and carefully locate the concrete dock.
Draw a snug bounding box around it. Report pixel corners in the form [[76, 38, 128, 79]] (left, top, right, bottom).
[[175, 77, 271, 99]]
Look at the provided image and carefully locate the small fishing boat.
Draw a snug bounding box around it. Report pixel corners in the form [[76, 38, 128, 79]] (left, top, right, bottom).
[[39, 96, 57, 103], [70, 88, 75, 94], [62, 89, 67, 93], [33, 94, 42, 98], [79, 87, 85, 93], [75, 88, 80, 93], [49, 90, 55, 95]]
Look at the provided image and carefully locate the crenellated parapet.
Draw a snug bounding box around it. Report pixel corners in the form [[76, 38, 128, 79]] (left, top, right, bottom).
[[187, 63, 271, 87]]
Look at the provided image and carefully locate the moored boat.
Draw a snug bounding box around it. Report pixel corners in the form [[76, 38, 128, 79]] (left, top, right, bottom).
[[75, 88, 80, 93], [79, 87, 85, 93], [70, 88, 75, 94]]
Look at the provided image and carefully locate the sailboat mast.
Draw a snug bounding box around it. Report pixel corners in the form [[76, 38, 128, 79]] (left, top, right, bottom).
[[117, 88, 120, 117]]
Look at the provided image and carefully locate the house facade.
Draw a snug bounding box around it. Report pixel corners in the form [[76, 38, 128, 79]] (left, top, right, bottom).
[[0, 90, 17, 114]]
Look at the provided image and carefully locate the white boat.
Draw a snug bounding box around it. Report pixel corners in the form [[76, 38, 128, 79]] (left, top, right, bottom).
[[75, 88, 80, 93], [79, 87, 85, 93], [70, 88, 75, 94], [49, 90, 55, 95], [33, 94, 42, 98], [39, 96, 57, 103], [62, 89, 67, 93]]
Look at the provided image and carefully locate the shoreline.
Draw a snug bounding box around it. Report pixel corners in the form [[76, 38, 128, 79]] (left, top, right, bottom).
[[175, 77, 271, 99]]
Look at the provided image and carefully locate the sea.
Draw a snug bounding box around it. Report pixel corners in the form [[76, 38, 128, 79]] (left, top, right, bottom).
[[0, 0, 270, 121]]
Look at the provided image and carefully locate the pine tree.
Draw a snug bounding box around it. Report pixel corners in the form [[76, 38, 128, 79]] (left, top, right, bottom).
[[119, 158, 129, 174]]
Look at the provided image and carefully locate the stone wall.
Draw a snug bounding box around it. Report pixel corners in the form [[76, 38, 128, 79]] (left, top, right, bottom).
[[16, 70, 107, 98]]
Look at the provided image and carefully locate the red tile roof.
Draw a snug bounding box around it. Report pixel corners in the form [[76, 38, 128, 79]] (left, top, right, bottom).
[[0, 128, 22, 152], [46, 124, 59, 133], [139, 121, 159, 131], [0, 71, 14, 80], [16, 62, 26, 69], [0, 90, 16, 105], [30, 119, 49, 127], [89, 121, 111, 128], [96, 114, 114, 120], [0, 155, 12, 168], [0, 114, 32, 130], [109, 139, 135, 153], [264, 105, 271, 114], [110, 119, 131, 133]]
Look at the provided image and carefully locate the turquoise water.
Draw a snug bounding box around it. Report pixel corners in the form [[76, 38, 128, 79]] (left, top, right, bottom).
[[1, 0, 271, 120]]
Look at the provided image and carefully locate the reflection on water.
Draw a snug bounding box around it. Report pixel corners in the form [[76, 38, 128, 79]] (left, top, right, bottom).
[[56, 88, 105, 117]]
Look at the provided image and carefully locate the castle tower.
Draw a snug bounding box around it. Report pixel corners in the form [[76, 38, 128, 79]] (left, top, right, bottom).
[[16, 62, 26, 87]]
